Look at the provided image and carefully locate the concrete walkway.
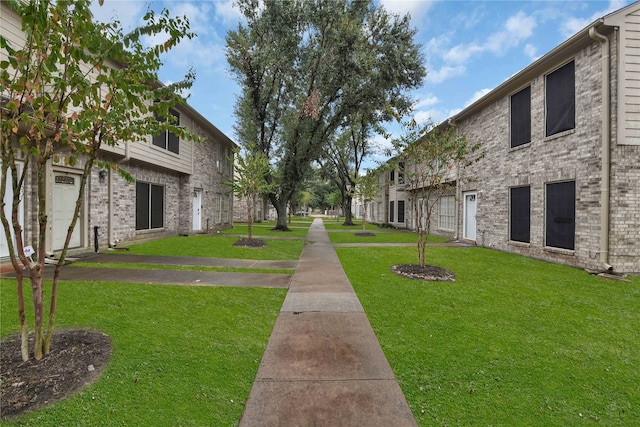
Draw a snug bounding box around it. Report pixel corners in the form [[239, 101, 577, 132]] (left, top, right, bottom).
[[239, 218, 417, 426]]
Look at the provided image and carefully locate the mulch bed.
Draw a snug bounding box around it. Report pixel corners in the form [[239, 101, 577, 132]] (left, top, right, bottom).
[[391, 264, 456, 281], [1, 329, 112, 420], [233, 238, 267, 248]]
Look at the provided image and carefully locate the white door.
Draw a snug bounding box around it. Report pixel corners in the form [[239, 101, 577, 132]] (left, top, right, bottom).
[[1, 161, 24, 258], [192, 189, 202, 232], [463, 192, 477, 241], [53, 173, 81, 250]]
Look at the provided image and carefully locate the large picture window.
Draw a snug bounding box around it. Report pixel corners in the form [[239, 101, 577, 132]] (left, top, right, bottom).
[[438, 195, 455, 231], [152, 109, 180, 154], [510, 186, 530, 243], [511, 86, 531, 148], [546, 181, 575, 250], [136, 182, 164, 230], [546, 61, 575, 137]]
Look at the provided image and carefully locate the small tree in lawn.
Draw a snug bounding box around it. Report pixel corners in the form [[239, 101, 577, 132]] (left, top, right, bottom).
[[390, 119, 481, 268], [227, 147, 273, 241], [353, 171, 380, 234], [327, 189, 343, 220], [0, 0, 195, 361]]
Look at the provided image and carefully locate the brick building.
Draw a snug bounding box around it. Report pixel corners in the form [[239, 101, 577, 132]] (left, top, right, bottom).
[[373, 2, 640, 274], [1, 2, 236, 259]]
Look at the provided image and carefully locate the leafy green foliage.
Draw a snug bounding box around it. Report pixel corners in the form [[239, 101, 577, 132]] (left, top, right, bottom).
[[227, 0, 425, 230], [224, 148, 274, 239]]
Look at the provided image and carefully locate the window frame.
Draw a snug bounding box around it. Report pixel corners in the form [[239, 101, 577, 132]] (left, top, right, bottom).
[[545, 60, 575, 137], [389, 201, 395, 223], [510, 86, 531, 148], [152, 108, 180, 155], [397, 200, 405, 223], [509, 186, 531, 243], [135, 182, 165, 231], [438, 195, 455, 231], [545, 180, 576, 250]]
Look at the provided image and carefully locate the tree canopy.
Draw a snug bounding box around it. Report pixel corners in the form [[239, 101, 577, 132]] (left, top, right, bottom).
[[226, 0, 425, 230]]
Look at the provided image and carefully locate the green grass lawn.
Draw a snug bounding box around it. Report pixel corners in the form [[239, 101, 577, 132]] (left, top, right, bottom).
[[328, 229, 450, 244], [321, 219, 380, 230], [1, 280, 286, 426], [336, 246, 640, 426], [220, 222, 310, 238], [122, 235, 304, 260]]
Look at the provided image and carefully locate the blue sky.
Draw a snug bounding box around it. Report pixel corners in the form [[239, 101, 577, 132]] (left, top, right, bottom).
[[90, 0, 633, 162]]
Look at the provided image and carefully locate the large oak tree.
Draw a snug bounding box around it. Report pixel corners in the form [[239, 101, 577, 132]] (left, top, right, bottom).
[[226, 0, 425, 230]]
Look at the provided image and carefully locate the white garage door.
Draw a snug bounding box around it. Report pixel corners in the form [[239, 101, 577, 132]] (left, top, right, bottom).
[[53, 173, 82, 250]]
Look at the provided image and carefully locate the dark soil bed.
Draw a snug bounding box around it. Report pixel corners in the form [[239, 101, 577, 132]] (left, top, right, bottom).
[[233, 238, 267, 248], [354, 232, 376, 237], [1, 329, 112, 420], [391, 264, 455, 282]]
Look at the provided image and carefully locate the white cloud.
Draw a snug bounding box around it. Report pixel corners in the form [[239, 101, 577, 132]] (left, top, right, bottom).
[[215, 0, 243, 26], [464, 88, 492, 107], [443, 43, 483, 64], [524, 43, 538, 61], [414, 95, 439, 109], [413, 109, 440, 126], [486, 11, 536, 55], [90, 0, 145, 31], [561, 0, 630, 38], [439, 10, 536, 68], [170, 2, 215, 36], [379, 0, 435, 21], [426, 65, 466, 84]]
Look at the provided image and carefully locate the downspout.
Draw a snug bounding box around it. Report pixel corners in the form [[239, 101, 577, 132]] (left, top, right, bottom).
[[448, 118, 461, 241], [108, 141, 130, 247], [589, 25, 613, 272]]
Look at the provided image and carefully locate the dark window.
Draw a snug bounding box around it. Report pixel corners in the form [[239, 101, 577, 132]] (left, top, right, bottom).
[[398, 200, 405, 223], [546, 181, 575, 250], [510, 186, 530, 243], [136, 182, 164, 230], [389, 169, 395, 183], [546, 61, 575, 137], [389, 201, 395, 223], [511, 86, 531, 148], [152, 109, 180, 154]]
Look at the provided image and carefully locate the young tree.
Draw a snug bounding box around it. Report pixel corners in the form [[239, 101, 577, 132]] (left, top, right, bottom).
[[327, 189, 343, 220], [225, 147, 273, 240], [389, 119, 482, 268], [353, 171, 380, 234], [0, 0, 195, 361], [227, 0, 425, 231]]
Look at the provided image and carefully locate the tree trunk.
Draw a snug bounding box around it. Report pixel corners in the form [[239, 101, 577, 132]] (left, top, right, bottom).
[[247, 195, 254, 240], [362, 201, 367, 232], [343, 194, 354, 225], [271, 197, 290, 231]]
